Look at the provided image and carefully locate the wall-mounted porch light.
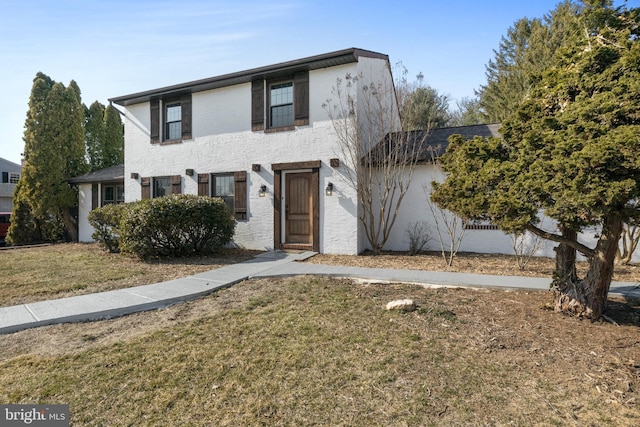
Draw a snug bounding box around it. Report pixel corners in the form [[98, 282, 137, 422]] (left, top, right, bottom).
[[325, 182, 334, 196], [259, 184, 267, 197]]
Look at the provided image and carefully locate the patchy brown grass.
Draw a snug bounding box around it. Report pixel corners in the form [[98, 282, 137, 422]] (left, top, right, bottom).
[[0, 276, 638, 426], [1, 245, 638, 425], [0, 243, 260, 306], [306, 250, 640, 282]]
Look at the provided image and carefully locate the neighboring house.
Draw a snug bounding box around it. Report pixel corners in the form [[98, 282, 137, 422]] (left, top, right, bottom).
[[0, 157, 22, 212], [69, 164, 124, 242]]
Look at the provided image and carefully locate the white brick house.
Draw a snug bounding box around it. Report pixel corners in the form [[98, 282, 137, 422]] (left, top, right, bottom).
[[73, 49, 558, 257], [73, 48, 622, 260], [99, 48, 396, 254]]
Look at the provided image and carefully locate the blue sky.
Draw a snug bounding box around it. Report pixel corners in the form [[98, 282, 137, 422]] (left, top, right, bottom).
[[1, 0, 637, 165]]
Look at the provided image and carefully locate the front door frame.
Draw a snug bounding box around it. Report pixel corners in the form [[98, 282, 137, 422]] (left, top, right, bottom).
[[272, 160, 320, 252]]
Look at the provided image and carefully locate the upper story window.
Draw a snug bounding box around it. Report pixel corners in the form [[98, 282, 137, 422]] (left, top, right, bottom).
[[252, 71, 309, 132], [165, 103, 182, 140], [269, 82, 294, 128], [1, 172, 20, 184], [150, 94, 192, 144]]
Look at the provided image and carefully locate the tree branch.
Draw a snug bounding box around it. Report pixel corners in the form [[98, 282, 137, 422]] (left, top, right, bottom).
[[525, 223, 595, 258]]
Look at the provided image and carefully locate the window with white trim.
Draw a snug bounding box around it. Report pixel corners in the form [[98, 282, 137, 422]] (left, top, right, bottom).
[[269, 82, 294, 128], [165, 103, 182, 140]]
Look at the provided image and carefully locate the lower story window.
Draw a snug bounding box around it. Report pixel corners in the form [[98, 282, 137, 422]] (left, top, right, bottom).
[[103, 184, 124, 205], [153, 177, 171, 198], [213, 174, 234, 214]]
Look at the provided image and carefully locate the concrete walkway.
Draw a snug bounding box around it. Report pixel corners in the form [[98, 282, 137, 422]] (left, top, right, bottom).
[[1, 251, 639, 334]]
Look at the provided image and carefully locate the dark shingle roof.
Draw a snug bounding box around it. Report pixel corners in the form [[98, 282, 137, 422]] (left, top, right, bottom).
[[416, 123, 501, 160], [68, 164, 124, 184], [109, 48, 388, 107], [368, 123, 501, 164]]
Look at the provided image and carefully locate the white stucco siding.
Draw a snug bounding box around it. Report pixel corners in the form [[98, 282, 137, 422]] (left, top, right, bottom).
[[76, 183, 93, 242], [382, 164, 640, 263], [122, 63, 361, 254], [381, 164, 533, 255]]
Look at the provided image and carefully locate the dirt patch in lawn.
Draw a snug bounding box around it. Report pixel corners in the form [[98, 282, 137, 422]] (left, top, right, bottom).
[[0, 276, 638, 425]]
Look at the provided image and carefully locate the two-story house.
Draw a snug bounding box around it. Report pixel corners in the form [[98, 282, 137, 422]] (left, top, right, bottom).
[[73, 49, 526, 256], [77, 48, 391, 254]]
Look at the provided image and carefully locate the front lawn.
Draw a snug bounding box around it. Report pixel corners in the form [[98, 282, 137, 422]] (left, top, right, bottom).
[[1, 276, 639, 426], [0, 243, 259, 306]]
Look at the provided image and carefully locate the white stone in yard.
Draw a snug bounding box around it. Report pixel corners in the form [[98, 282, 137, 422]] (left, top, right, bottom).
[[385, 299, 416, 312]]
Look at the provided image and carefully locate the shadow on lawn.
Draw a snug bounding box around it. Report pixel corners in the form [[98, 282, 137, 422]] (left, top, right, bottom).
[[604, 297, 640, 326]]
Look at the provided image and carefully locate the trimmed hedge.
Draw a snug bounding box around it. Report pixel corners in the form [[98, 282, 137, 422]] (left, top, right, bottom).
[[89, 195, 236, 258]]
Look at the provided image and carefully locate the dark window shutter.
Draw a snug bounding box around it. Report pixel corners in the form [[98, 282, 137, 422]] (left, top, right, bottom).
[[150, 100, 160, 143], [92, 184, 99, 209], [234, 171, 247, 220], [141, 177, 151, 199], [251, 79, 264, 131], [1, 172, 8, 183], [197, 173, 210, 196], [171, 175, 182, 194], [181, 94, 192, 140], [294, 71, 309, 126]]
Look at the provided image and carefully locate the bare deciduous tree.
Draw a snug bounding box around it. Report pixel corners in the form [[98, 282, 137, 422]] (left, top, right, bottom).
[[616, 221, 640, 265], [425, 148, 466, 266], [511, 231, 543, 270], [323, 66, 430, 254], [405, 221, 432, 255]]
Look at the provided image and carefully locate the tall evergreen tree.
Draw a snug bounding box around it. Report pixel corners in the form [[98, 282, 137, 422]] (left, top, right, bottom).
[[85, 101, 124, 171], [433, 0, 640, 319], [477, 1, 580, 122], [402, 85, 451, 130], [448, 97, 485, 126], [102, 104, 124, 167], [8, 73, 87, 244], [85, 101, 106, 171]]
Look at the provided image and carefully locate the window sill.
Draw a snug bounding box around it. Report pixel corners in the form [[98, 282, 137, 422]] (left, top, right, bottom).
[[264, 125, 295, 134], [158, 138, 184, 146]]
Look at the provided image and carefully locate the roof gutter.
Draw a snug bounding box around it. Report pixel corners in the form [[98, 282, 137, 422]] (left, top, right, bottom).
[[109, 48, 389, 107]]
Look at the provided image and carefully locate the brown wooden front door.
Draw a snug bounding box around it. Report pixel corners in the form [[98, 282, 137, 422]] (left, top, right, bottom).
[[285, 172, 312, 244]]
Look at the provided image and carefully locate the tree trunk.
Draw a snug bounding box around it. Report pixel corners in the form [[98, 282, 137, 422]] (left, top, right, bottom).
[[552, 227, 578, 289], [554, 216, 623, 319], [60, 207, 79, 242]]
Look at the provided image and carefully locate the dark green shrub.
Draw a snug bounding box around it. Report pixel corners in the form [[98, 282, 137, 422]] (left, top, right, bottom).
[[88, 203, 126, 253], [119, 194, 235, 258]]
